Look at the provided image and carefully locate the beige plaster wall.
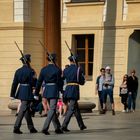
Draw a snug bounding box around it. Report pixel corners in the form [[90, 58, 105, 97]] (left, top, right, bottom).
[[61, 0, 140, 110], [127, 1, 140, 21], [66, 2, 104, 27], [0, 0, 13, 23], [24, 29, 45, 75], [0, 0, 44, 110], [0, 29, 24, 110]]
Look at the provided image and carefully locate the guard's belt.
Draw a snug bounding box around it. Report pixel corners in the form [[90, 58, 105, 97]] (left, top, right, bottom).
[[66, 83, 79, 86], [20, 84, 29, 86], [46, 83, 56, 86]]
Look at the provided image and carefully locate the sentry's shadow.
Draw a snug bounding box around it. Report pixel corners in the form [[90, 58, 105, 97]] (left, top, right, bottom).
[[0, 123, 26, 126], [63, 127, 131, 135]]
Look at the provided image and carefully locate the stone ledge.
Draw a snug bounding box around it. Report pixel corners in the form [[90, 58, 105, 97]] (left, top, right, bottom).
[[8, 102, 18, 110], [8, 101, 96, 113], [78, 102, 96, 113]]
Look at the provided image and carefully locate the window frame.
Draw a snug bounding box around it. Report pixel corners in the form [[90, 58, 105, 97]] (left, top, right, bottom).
[[73, 34, 94, 80]]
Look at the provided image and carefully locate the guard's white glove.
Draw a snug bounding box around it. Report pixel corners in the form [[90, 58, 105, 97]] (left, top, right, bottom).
[[34, 96, 39, 100]]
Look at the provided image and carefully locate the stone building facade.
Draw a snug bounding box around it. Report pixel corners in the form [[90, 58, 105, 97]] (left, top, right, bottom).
[[0, 0, 140, 111]]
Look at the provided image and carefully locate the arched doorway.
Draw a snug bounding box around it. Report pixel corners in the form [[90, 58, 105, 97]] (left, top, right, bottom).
[[128, 30, 140, 109]]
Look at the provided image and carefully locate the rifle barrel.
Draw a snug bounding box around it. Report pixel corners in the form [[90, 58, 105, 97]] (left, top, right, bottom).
[[14, 41, 27, 64], [64, 40, 78, 66], [39, 40, 50, 56], [38, 40, 56, 66], [14, 41, 21, 52], [65, 41, 72, 52]]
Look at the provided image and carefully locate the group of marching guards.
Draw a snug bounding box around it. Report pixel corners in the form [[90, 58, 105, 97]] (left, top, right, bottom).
[[10, 51, 87, 135]]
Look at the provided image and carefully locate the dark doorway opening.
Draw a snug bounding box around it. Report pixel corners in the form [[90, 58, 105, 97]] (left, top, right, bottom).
[[128, 30, 140, 109]]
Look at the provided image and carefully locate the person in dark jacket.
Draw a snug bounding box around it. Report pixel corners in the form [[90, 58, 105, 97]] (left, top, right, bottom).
[[61, 55, 87, 132], [35, 53, 63, 135], [127, 69, 139, 112], [10, 54, 37, 134]]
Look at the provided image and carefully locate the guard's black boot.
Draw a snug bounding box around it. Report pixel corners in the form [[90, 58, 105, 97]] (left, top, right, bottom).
[[100, 109, 106, 114], [55, 129, 63, 134], [61, 127, 70, 132], [42, 129, 50, 135], [30, 128, 38, 133], [13, 128, 23, 134], [112, 110, 115, 115], [80, 125, 87, 130]]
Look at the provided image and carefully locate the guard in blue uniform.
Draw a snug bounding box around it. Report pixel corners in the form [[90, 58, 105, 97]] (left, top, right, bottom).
[[35, 53, 63, 135], [10, 54, 38, 134], [61, 55, 87, 132]]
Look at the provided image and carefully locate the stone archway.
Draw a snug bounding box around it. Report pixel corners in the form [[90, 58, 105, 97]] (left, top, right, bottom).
[[128, 30, 140, 109]]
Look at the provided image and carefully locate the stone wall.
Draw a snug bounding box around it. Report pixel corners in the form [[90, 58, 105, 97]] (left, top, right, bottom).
[[61, 0, 140, 110], [0, 0, 44, 110]]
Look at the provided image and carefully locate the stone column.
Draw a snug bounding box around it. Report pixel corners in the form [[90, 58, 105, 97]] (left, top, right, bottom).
[[44, 0, 61, 66], [116, 0, 123, 24]]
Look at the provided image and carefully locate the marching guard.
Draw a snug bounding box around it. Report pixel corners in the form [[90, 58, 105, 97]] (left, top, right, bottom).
[[10, 54, 38, 134], [61, 55, 87, 132], [35, 53, 63, 135]]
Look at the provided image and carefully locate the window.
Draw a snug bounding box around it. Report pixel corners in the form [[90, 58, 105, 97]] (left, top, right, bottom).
[[73, 34, 94, 80], [14, 0, 31, 22]]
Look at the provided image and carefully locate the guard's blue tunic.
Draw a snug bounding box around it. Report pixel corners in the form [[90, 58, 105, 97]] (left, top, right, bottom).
[[10, 65, 35, 100], [35, 64, 63, 99], [63, 64, 85, 100]]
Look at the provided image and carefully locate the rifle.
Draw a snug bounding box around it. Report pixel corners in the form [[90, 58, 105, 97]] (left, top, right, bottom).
[[38, 40, 56, 65], [64, 41, 78, 66], [14, 41, 27, 64]]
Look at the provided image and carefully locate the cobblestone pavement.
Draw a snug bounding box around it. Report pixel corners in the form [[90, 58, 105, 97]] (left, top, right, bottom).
[[0, 111, 140, 140]]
